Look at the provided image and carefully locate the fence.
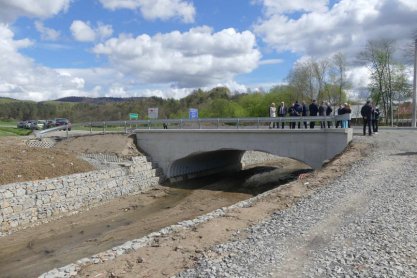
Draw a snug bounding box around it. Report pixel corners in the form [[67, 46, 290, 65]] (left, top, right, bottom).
[[35, 115, 351, 138]]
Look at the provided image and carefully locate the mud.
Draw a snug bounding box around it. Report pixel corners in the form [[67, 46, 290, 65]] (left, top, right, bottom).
[[0, 159, 308, 278]]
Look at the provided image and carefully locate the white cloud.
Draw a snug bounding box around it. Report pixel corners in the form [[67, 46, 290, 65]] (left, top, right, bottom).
[[34, 21, 60, 41], [70, 20, 113, 42], [99, 0, 195, 23], [254, 0, 417, 59], [259, 59, 283, 65], [0, 24, 88, 101], [70, 20, 96, 42], [0, 0, 70, 23], [253, 0, 329, 15], [93, 26, 261, 88]]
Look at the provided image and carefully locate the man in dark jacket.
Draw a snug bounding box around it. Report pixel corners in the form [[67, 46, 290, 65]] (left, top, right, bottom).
[[277, 101, 287, 129], [294, 101, 302, 129], [288, 103, 296, 129], [372, 106, 380, 133], [361, 100, 373, 136], [301, 101, 308, 128], [319, 101, 327, 128], [326, 102, 333, 128], [336, 104, 343, 128], [309, 99, 319, 129]]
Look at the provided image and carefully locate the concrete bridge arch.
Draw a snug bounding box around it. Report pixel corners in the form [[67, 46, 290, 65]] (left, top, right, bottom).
[[135, 129, 352, 180]]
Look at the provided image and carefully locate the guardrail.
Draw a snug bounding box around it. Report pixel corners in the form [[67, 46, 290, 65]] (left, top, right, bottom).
[[35, 125, 70, 139], [35, 115, 351, 138]]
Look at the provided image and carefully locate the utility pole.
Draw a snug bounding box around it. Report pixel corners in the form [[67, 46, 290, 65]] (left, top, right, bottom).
[[413, 38, 417, 128]]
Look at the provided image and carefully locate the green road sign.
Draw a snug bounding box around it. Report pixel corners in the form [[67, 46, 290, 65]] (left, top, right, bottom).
[[129, 113, 138, 119]]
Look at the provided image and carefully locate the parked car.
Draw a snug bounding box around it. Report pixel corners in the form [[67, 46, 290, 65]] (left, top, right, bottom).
[[25, 120, 36, 129], [17, 121, 27, 128], [54, 118, 72, 131], [45, 119, 56, 129], [33, 120, 46, 130]]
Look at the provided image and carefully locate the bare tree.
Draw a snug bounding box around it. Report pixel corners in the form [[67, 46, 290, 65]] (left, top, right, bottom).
[[359, 39, 395, 124], [332, 52, 350, 105]]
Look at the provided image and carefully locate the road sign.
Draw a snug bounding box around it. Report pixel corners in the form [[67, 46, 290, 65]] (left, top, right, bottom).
[[148, 108, 159, 119], [129, 113, 138, 120], [189, 108, 198, 119]]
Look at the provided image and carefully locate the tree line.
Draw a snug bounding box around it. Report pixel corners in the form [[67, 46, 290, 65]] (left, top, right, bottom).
[[0, 85, 348, 122], [0, 36, 413, 123]]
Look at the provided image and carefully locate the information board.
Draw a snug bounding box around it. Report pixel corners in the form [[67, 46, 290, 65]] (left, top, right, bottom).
[[148, 108, 159, 119], [189, 108, 198, 119], [129, 113, 138, 120]]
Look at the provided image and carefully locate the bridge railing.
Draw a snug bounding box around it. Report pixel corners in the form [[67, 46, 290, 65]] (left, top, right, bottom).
[[72, 114, 350, 133]]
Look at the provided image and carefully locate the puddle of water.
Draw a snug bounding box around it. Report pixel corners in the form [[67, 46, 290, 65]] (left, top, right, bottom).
[[0, 161, 309, 277]]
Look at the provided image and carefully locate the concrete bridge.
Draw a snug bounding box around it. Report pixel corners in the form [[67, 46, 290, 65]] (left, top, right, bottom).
[[135, 128, 353, 180]]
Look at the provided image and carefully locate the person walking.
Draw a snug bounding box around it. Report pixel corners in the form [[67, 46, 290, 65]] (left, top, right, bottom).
[[309, 99, 319, 129], [278, 101, 287, 129], [269, 102, 277, 128], [361, 100, 373, 136], [372, 106, 380, 134]]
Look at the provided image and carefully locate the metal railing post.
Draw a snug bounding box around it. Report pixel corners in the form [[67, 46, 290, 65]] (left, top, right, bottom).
[[90, 122, 92, 133], [257, 118, 260, 128], [217, 118, 220, 129], [103, 122, 106, 134], [124, 121, 127, 133], [198, 119, 201, 129], [237, 118, 240, 129]]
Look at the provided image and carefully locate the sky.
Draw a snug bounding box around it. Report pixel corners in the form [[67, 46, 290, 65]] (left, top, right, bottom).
[[0, 0, 416, 101]]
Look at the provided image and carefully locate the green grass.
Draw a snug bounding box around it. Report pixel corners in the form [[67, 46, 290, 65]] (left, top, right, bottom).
[[0, 127, 32, 137], [0, 120, 17, 127]]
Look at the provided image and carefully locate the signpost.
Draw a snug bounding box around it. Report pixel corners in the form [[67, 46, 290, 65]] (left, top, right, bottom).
[[148, 108, 159, 119], [189, 108, 198, 119], [129, 113, 138, 120]]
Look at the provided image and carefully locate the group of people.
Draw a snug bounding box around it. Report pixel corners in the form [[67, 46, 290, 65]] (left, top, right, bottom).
[[269, 99, 381, 135], [360, 100, 380, 136], [269, 100, 351, 129]]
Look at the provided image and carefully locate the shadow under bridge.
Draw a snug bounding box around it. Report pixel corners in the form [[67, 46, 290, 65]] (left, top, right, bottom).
[[134, 129, 353, 180]]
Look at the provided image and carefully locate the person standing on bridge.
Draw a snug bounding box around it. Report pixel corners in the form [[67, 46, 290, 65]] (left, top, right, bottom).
[[278, 101, 287, 129], [288, 103, 296, 129], [319, 101, 327, 128], [294, 101, 303, 129], [269, 102, 277, 128], [372, 105, 380, 134], [326, 102, 333, 128], [341, 103, 351, 128], [309, 99, 319, 129], [361, 100, 373, 136], [301, 101, 308, 129]]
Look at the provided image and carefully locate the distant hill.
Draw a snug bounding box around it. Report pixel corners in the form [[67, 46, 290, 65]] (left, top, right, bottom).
[[0, 97, 18, 103], [54, 96, 148, 104]]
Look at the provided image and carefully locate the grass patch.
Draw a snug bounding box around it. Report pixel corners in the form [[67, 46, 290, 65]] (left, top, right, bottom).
[[0, 120, 17, 127], [0, 127, 32, 137]]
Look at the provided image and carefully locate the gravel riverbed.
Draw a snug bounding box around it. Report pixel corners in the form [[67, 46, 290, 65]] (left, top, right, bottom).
[[178, 130, 417, 278]]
